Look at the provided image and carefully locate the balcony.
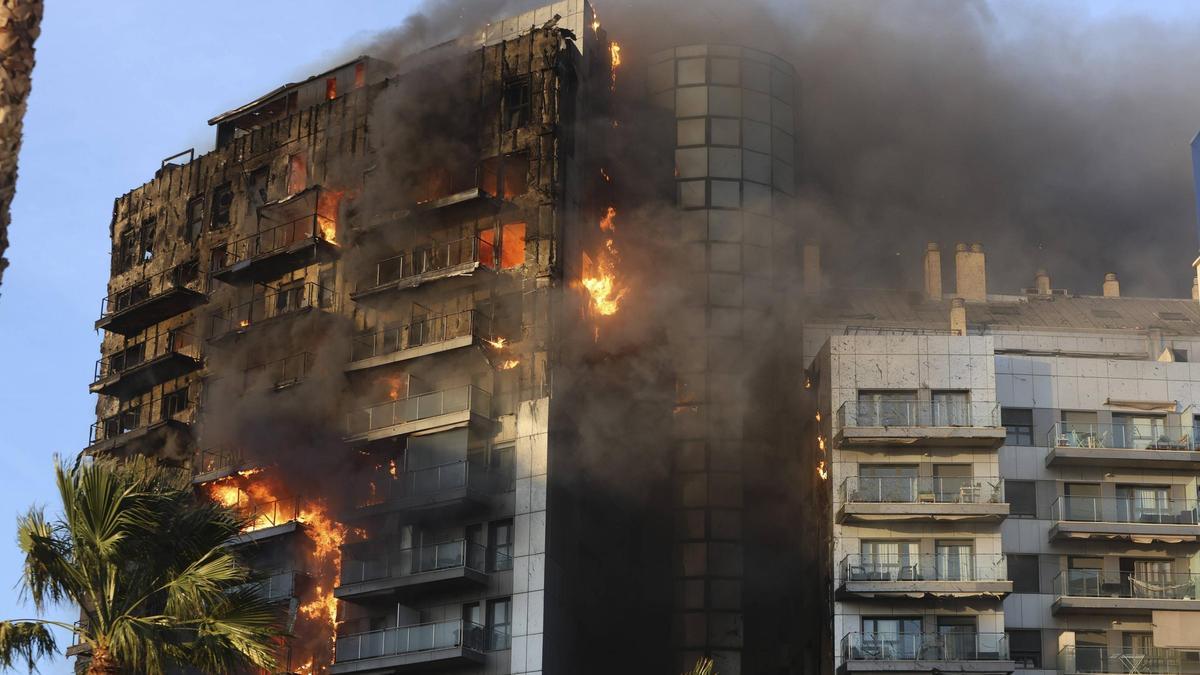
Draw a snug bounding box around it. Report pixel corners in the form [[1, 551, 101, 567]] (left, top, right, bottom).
[[191, 447, 249, 484], [209, 187, 340, 285], [834, 400, 1006, 449], [1051, 569, 1200, 615], [227, 496, 303, 545], [351, 460, 509, 520], [96, 261, 207, 336], [359, 164, 516, 234], [336, 540, 511, 601], [330, 620, 491, 674], [87, 389, 195, 457], [1049, 496, 1200, 542], [1046, 423, 1200, 470], [344, 386, 492, 445], [838, 476, 1008, 523], [838, 554, 1010, 598], [347, 310, 492, 373], [1059, 645, 1199, 675], [245, 352, 314, 391], [91, 326, 202, 398], [208, 282, 336, 342], [245, 569, 307, 604], [840, 632, 1013, 673], [349, 236, 496, 302]]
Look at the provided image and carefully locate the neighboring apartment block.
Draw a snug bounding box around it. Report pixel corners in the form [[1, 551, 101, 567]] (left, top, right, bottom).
[[804, 243, 1200, 675]]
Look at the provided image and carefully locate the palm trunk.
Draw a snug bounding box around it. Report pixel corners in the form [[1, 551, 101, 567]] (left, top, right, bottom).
[[0, 0, 43, 290], [86, 645, 119, 675]]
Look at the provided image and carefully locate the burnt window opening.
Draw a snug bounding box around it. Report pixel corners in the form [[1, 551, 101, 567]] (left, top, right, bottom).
[[318, 267, 336, 309], [209, 244, 229, 273], [112, 340, 147, 372], [172, 259, 200, 288], [248, 166, 270, 206], [274, 281, 304, 314], [211, 184, 233, 229], [114, 280, 151, 313], [140, 218, 156, 263], [325, 77, 337, 101], [287, 153, 307, 196], [503, 77, 531, 131], [354, 62, 366, 89], [113, 229, 139, 274], [161, 385, 190, 419], [186, 197, 204, 241], [480, 153, 530, 199]]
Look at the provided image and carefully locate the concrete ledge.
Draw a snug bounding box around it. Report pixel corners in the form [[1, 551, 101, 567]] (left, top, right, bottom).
[[839, 502, 1009, 523], [345, 334, 475, 373], [839, 580, 1012, 598], [1050, 521, 1200, 543], [1052, 595, 1200, 615], [835, 426, 1007, 449], [329, 646, 483, 674], [335, 566, 488, 601], [841, 659, 1015, 674], [1046, 446, 1200, 470]]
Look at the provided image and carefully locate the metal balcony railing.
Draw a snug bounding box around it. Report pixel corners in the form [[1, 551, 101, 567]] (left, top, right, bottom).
[[345, 386, 491, 437], [208, 282, 335, 338], [89, 389, 196, 445], [842, 632, 1009, 662], [244, 352, 314, 390], [1053, 569, 1200, 600], [1059, 645, 1187, 674], [334, 619, 494, 662], [232, 496, 300, 532], [350, 310, 491, 363], [1050, 496, 1200, 525], [244, 570, 300, 602], [210, 213, 335, 274], [841, 554, 1007, 583], [361, 236, 496, 291], [191, 447, 243, 478], [356, 460, 510, 509], [99, 261, 203, 321], [340, 540, 512, 585], [840, 476, 1004, 505], [837, 399, 1001, 429], [94, 326, 200, 383], [1048, 422, 1196, 451]]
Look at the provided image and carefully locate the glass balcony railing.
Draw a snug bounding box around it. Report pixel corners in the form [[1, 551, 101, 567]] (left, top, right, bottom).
[[355, 459, 510, 510], [245, 570, 300, 602], [1053, 569, 1200, 600], [1049, 422, 1196, 451], [350, 310, 491, 363], [840, 476, 1004, 504], [841, 632, 1009, 662], [1050, 496, 1199, 525], [345, 386, 491, 437], [191, 447, 243, 478], [334, 619, 495, 663], [208, 282, 335, 339], [340, 540, 511, 586], [1059, 645, 1187, 674], [358, 235, 496, 293], [841, 554, 1007, 583], [837, 399, 1001, 429]]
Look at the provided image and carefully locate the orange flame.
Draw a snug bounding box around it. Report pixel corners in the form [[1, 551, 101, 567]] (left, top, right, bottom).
[[499, 359, 520, 370], [600, 168, 611, 183], [317, 190, 344, 244], [579, 206, 627, 318], [817, 461, 829, 481], [485, 337, 508, 349], [610, 42, 622, 92]]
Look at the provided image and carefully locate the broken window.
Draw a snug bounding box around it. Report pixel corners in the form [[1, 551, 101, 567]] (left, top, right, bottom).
[[113, 229, 138, 274], [325, 77, 337, 100], [500, 223, 526, 269], [140, 218, 156, 263], [480, 153, 530, 198], [161, 385, 189, 419], [249, 166, 269, 206], [288, 153, 307, 195], [274, 281, 304, 315], [114, 280, 151, 312], [478, 229, 497, 268], [186, 197, 204, 241], [318, 267, 336, 309], [172, 259, 200, 289], [354, 62, 366, 89], [211, 184, 233, 229], [503, 77, 531, 131]]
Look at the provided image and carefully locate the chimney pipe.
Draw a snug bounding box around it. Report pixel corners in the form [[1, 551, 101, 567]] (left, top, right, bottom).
[[1035, 269, 1051, 296], [803, 241, 821, 296], [923, 243, 942, 301], [954, 243, 987, 302], [950, 298, 967, 336], [1102, 273, 1120, 298]]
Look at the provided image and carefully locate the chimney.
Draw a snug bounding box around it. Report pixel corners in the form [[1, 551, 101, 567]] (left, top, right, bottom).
[[950, 298, 967, 336], [954, 243, 987, 302], [923, 243, 942, 301], [803, 241, 822, 296], [1102, 272, 1120, 298], [1035, 269, 1051, 296]]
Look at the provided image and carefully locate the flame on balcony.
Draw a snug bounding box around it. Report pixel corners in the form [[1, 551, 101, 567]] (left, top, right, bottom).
[[485, 337, 508, 349], [317, 189, 345, 245], [578, 207, 627, 320]]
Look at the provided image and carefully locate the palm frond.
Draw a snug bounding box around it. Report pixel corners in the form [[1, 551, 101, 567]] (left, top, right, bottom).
[[178, 588, 280, 674], [0, 621, 57, 673], [14, 508, 78, 613], [685, 657, 716, 675]]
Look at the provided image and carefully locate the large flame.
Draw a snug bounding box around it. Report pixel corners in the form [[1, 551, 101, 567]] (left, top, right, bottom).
[[610, 42, 622, 92], [317, 190, 344, 244], [579, 206, 627, 318]]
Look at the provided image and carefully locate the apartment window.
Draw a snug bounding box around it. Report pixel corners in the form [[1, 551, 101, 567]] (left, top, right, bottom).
[[857, 390, 917, 426], [186, 197, 204, 241], [487, 598, 511, 650], [140, 218, 156, 263], [480, 153, 530, 198], [161, 385, 189, 420], [932, 390, 969, 425], [503, 77, 531, 130], [288, 153, 307, 195], [113, 228, 138, 274], [354, 62, 366, 89], [248, 166, 269, 206], [1007, 554, 1039, 593], [500, 223, 526, 269], [1008, 629, 1042, 669], [1006, 480, 1037, 518], [211, 184, 233, 229], [489, 519, 513, 571], [325, 76, 337, 100], [1002, 408, 1034, 446], [274, 282, 305, 315]]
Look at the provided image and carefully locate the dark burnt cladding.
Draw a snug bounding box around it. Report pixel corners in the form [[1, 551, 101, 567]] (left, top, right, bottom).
[[88, 2, 817, 674]]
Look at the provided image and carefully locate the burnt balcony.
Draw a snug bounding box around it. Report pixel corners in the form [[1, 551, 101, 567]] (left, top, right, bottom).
[[87, 388, 196, 457], [838, 476, 1008, 523], [96, 261, 206, 336], [344, 386, 492, 445], [245, 351, 314, 391], [331, 619, 493, 674], [91, 326, 202, 398], [1047, 423, 1200, 470], [208, 282, 336, 342], [245, 569, 307, 604], [336, 540, 511, 601], [350, 236, 496, 302], [360, 161, 525, 233], [191, 447, 249, 484], [840, 632, 1013, 673], [1059, 645, 1197, 675], [352, 460, 509, 520], [226, 496, 303, 545], [834, 399, 1006, 449], [209, 187, 340, 285], [347, 310, 492, 373], [1051, 569, 1200, 615], [838, 554, 1011, 599], [1049, 496, 1200, 542]]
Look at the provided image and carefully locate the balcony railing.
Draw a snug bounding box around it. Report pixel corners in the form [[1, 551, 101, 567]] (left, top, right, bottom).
[[93, 326, 200, 384], [1053, 569, 1200, 600], [840, 476, 1004, 504], [99, 261, 204, 324], [837, 399, 1001, 429], [231, 496, 301, 532], [192, 447, 243, 478], [208, 282, 335, 339], [245, 569, 301, 602], [1050, 496, 1199, 525], [356, 459, 509, 510], [1059, 645, 1186, 674], [340, 540, 511, 586], [210, 213, 335, 274], [1049, 422, 1196, 451], [345, 386, 491, 438], [842, 632, 1009, 662], [841, 554, 1007, 583], [244, 352, 314, 390], [334, 619, 491, 663], [350, 310, 490, 363], [89, 389, 195, 445], [357, 236, 496, 293]]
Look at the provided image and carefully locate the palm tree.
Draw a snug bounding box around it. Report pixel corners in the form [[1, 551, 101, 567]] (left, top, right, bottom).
[[0, 456, 283, 674], [0, 0, 42, 290]]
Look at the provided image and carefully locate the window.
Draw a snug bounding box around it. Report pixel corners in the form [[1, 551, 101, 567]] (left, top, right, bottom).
[[487, 598, 511, 650], [354, 62, 366, 89], [1008, 629, 1042, 669], [288, 153, 307, 195], [1006, 480, 1037, 518], [932, 390, 969, 425], [1007, 555, 1039, 593], [935, 541, 974, 581], [248, 166, 269, 206], [273, 282, 304, 315], [1002, 408, 1034, 446], [161, 385, 189, 420], [856, 390, 918, 426], [489, 519, 513, 571], [1112, 414, 1168, 450], [325, 76, 337, 100], [860, 617, 923, 660], [480, 154, 530, 198], [479, 229, 497, 269], [113, 280, 150, 313], [318, 267, 336, 309], [186, 197, 204, 241], [503, 77, 531, 130], [114, 228, 138, 274], [140, 218, 156, 263], [500, 223, 526, 269], [210, 184, 233, 229]]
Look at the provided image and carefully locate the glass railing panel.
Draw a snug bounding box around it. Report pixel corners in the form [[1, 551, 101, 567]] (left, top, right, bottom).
[[841, 476, 1004, 504], [837, 400, 1001, 429], [843, 632, 1008, 662], [841, 554, 1007, 582], [1053, 569, 1200, 599], [1051, 496, 1199, 525], [1048, 422, 1195, 451]]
